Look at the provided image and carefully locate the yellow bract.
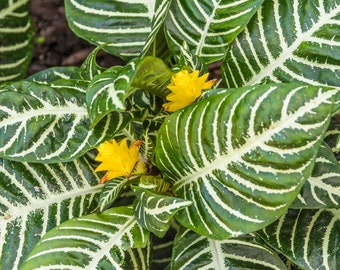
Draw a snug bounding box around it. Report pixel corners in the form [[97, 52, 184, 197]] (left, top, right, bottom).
[[163, 70, 216, 112], [95, 138, 145, 183]]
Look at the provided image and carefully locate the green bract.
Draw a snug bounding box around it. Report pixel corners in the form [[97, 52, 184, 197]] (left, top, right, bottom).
[[0, 0, 339, 269]]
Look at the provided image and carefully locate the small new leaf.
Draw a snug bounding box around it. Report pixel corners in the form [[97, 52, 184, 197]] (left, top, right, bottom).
[[133, 186, 192, 237], [86, 59, 140, 127]]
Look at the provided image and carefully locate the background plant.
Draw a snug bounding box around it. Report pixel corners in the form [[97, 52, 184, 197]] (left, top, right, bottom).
[[0, 0, 339, 269]]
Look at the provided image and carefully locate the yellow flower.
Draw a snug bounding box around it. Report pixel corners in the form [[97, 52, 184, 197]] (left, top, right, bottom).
[[95, 138, 145, 183], [163, 70, 216, 112]]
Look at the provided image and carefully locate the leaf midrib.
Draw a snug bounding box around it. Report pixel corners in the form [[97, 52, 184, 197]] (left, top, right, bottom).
[[0, 107, 87, 127], [175, 88, 336, 189], [246, 5, 340, 85]]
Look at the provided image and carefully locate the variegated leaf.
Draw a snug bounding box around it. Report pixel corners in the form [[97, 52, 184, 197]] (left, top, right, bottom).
[[222, 0, 340, 88], [86, 59, 140, 127], [0, 157, 101, 270], [177, 42, 209, 75], [0, 0, 34, 83], [99, 177, 130, 212], [115, 90, 165, 142], [0, 79, 132, 163], [65, 0, 171, 60], [20, 206, 150, 270], [27, 66, 81, 84], [140, 0, 172, 58], [140, 129, 155, 164], [143, 25, 172, 62], [171, 227, 287, 269], [155, 83, 337, 239], [133, 186, 192, 237], [79, 45, 107, 80], [324, 118, 340, 154], [258, 208, 339, 270], [291, 143, 340, 208], [165, 0, 264, 63]]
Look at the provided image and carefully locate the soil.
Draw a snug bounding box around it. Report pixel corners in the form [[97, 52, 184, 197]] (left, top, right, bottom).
[[28, 0, 221, 79], [28, 0, 123, 75]]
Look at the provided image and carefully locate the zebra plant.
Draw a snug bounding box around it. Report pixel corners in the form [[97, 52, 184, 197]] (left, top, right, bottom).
[[0, 0, 339, 269]]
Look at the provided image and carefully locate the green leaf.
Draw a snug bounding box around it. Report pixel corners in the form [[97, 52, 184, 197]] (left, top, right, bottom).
[[132, 56, 173, 98], [324, 118, 340, 154], [0, 0, 34, 83], [177, 42, 209, 74], [257, 208, 340, 270], [155, 83, 337, 239], [133, 186, 191, 238], [79, 45, 107, 80], [99, 177, 130, 212], [26, 66, 81, 83], [171, 227, 287, 269], [165, 0, 264, 63], [20, 206, 150, 270], [143, 23, 172, 62], [140, 129, 156, 164], [140, 1, 172, 58], [0, 80, 132, 163], [222, 0, 340, 88], [65, 0, 171, 61], [291, 143, 340, 208], [0, 157, 101, 270], [86, 59, 140, 127]]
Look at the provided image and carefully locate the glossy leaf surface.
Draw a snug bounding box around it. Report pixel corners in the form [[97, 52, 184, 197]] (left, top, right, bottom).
[[292, 143, 340, 208], [20, 206, 150, 270], [258, 208, 339, 270], [165, 0, 264, 63], [0, 157, 101, 269], [65, 0, 171, 60], [222, 0, 340, 87], [171, 228, 287, 269], [133, 186, 191, 237], [156, 84, 336, 239], [0, 0, 34, 83], [0, 80, 131, 162], [86, 59, 139, 127]]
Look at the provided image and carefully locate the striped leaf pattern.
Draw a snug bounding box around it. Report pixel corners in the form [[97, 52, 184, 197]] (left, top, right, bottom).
[[79, 46, 107, 80], [292, 143, 340, 209], [0, 0, 34, 83], [65, 0, 171, 60], [27, 66, 81, 83], [140, 129, 155, 164], [324, 119, 340, 154], [20, 206, 150, 270], [99, 177, 130, 212], [258, 208, 339, 270], [222, 0, 340, 88], [0, 80, 132, 163], [171, 228, 287, 269], [133, 186, 192, 237], [165, 0, 264, 63], [86, 59, 139, 127], [155, 83, 337, 239], [140, 0, 172, 58], [0, 157, 101, 270]]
